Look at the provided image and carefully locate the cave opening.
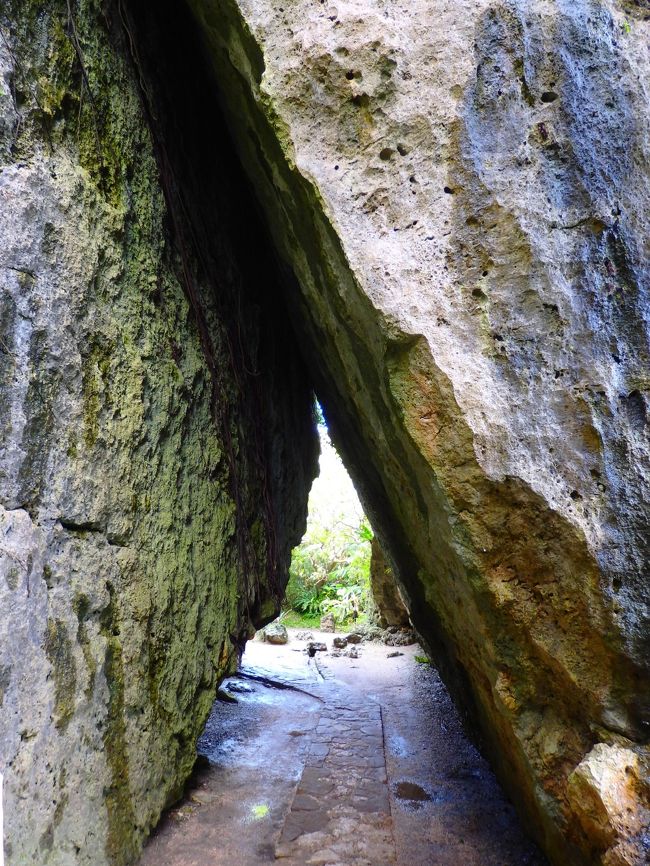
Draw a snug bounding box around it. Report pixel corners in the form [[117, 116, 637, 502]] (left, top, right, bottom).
[[280, 407, 376, 634]]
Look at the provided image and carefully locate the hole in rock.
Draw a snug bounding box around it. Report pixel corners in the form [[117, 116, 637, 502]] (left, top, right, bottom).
[[624, 389, 647, 430]]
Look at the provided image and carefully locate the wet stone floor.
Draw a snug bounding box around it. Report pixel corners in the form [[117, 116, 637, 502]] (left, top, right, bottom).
[[138, 631, 548, 866]]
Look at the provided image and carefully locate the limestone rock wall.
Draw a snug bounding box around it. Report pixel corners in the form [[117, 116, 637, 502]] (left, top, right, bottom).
[[368, 536, 409, 629], [189, 1, 650, 864], [0, 3, 317, 864]]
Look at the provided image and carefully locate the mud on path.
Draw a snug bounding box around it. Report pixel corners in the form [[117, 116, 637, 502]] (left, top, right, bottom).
[[138, 630, 548, 865]]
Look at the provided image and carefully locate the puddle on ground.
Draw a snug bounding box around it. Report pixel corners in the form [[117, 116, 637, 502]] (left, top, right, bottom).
[[394, 781, 432, 802], [393, 780, 450, 811]]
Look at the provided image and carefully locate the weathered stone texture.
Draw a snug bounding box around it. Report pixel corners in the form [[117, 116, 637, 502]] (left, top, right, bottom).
[[189, 1, 650, 864], [368, 536, 409, 629], [0, 3, 316, 864]]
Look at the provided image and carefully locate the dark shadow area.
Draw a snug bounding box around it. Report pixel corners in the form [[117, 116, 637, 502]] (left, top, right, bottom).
[[114, 0, 319, 630]]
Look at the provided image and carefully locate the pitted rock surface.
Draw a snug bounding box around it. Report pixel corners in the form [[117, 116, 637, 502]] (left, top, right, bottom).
[[1, 2, 649, 865], [188, 2, 650, 863]]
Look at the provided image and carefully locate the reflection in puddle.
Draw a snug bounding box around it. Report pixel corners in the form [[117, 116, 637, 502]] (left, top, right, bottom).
[[394, 781, 432, 802], [393, 780, 437, 811], [392, 780, 451, 812]]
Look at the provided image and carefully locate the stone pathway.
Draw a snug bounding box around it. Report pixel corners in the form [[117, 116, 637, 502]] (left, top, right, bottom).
[[138, 632, 548, 866], [276, 689, 396, 865]]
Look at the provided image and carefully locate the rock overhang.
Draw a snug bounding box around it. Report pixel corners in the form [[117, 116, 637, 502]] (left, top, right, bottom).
[[184, 1, 650, 864]]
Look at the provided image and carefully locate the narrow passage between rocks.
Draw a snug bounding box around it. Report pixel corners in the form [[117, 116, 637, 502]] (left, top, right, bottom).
[[138, 631, 548, 866]]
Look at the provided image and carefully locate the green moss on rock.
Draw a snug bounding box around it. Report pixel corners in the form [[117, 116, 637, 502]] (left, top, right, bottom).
[[0, 4, 317, 865], [81, 335, 114, 448], [102, 633, 137, 866], [44, 619, 76, 733]]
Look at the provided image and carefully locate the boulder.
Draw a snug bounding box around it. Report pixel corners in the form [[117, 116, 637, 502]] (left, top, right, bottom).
[[383, 630, 417, 648], [306, 642, 327, 654], [264, 623, 289, 645], [0, 4, 318, 864], [320, 613, 336, 632], [352, 623, 385, 643]]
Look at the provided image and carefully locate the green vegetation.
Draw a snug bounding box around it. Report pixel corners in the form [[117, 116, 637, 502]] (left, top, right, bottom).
[[280, 609, 322, 629], [283, 423, 374, 627], [284, 516, 373, 626]]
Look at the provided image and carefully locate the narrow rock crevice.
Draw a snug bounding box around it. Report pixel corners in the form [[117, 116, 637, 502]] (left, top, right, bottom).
[[0, 2, 648, 866], [175, 2, 650, 865]]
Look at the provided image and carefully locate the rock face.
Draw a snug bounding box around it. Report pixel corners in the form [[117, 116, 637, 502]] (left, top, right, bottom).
[[1, 2, 649, 865], [368, 536, 410, 628], [320, 613, 336, 632], [0, 3, 317, 865], [188, 2, 650, 864]]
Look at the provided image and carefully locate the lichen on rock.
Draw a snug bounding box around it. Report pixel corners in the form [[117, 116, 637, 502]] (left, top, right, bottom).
[[0, 2, 317, 864]]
